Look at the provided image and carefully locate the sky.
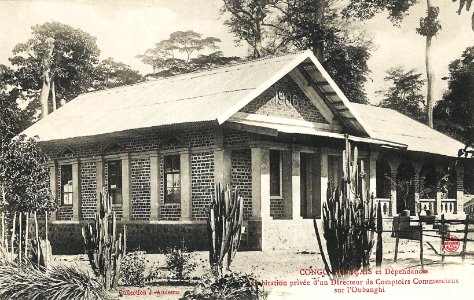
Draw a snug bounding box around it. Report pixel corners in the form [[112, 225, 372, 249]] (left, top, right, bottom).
[[0, 0, 473, 104]]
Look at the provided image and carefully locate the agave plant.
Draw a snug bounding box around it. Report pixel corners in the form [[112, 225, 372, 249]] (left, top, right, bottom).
[[0, 260, 109, 300]]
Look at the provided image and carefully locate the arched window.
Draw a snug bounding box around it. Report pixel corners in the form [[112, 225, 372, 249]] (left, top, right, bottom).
[[376, 159, 391, 199], [419, 164, 437, 199], [396, 163, 416, 214]]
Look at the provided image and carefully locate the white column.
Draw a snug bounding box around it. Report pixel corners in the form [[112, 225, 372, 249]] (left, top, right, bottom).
[[72, 162, 81, 221], [369, 155, 377, 198], [150, 153, 161, 221], [180, 152, 193, 221], [214, 149, 231, 188], [121, 154, 131, 221], [292, 150, 302, 220], [320, 151, 328, 212], [251, 148, 270, 219], [49, 162, 57, 221]]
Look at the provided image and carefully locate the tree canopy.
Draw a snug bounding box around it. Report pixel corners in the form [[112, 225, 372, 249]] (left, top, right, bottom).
[[137, 30, 239, 77], [434, 46, 474, 145], [93, 57, 144, 89], [221, 0, 372, 103], [10, 22, 101, 120], [377, 66, 426, 122]]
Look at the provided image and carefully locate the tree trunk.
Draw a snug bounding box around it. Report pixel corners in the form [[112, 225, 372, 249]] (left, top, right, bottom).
[[51, 80, 57, 111], [45, 211, 49, 267], [19, 212, 22, 266], [34, 211, 40, 265], [313, 0, 326, 61], [40, 37, 55, 118], [425, 0, 434, 128]]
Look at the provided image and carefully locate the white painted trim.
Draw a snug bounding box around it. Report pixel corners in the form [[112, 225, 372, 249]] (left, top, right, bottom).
[[230, 112, 342, 132], [304, 54, 374, 137], [217, 51, 311, 124], [288, 68, 335, 124]]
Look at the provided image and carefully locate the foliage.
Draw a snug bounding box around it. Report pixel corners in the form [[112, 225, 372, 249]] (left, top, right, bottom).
[[10, 21, 100, 122], [221, 0, 372, 103], [342, 0, 418, 25], [208, 184, 244, 278], [434, 46, 474, 145], [93, 57, 144, 89], [181, 272, 266, 300], [120, 251, 148, 286], [377, 66, 426, 122], [0, 260, 109, 300], [314, 139, 379, 278], [138, 30, 239, 77], [165, 247, 196, 280], [0, 135, 54, 213], [82, 189, 126, 291], [416, 6, 442, 37]]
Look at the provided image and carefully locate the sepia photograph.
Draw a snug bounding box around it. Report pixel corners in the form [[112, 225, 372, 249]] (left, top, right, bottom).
[[0, 0, 473, 299]]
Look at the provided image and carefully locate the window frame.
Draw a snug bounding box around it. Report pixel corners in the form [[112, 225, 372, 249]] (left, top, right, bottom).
[[164, 154, 181, 204], [107, 160, 123, 205], [269, 150, 283, 198], [60, 164, 73, 206]]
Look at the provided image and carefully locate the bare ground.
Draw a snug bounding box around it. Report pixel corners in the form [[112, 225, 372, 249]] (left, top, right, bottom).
[[52, 235, 474, 299]]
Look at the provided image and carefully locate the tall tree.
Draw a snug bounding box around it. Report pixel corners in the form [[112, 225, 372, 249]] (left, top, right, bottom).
[[434, 46, 474, 145], [10, 22, 100, 120], [93, 58, 144, 89], [343, 0, 474, 127], [222, 0, 372, 103], [377, 67, 426, 122], [138, 30, 239, 77]]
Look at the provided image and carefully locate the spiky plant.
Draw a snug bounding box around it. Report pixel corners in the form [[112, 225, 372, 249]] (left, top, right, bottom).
[[207, 184, 244, 278], [0, 260, 109, 300], [314, 137, 380, 278]]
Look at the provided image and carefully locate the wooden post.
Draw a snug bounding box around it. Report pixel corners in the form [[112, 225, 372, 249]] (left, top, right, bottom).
[[441, 214, 446, 265], [394, 215, 400, 262], [11, 212, 16, 262], [25, 212, 29, 260], [1, 212, 4, 249], [462, 215, 469, 263], [34, 211, 40, 265], [418, 212, 424, 270], [376, 201, 383, 268], [19, 212, 22, 266]]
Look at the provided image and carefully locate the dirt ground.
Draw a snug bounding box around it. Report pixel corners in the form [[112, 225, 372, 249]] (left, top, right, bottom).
[[53, 235, 474, 300]]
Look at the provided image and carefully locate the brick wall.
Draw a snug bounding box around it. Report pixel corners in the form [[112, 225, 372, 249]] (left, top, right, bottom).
[[240, 75, 328, 124], [131, 158, 151, 220], [231, 150, 252, 219], [42, 125, 217, 160], [191, 152, 215, 220], [81, 162, 97, 220], [270, 198, 284, 219]]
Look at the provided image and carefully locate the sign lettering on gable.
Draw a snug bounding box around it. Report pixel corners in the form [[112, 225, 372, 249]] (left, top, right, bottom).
[[274, 90, 300, 108]]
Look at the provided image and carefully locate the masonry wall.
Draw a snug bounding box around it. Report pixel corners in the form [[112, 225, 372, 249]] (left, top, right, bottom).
[[191, 151, 215, 220], [240, 74, 328, 124], [230, 149, 253, 219]]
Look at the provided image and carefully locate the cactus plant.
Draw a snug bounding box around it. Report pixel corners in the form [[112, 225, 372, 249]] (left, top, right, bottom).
[[82, 188, 126, 290], [314, 137, 380, 278], [207, 184, 244, 278]]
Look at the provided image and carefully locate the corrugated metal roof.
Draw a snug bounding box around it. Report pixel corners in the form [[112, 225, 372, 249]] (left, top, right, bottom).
[[22, 51, 311, 141], [350, 103, 465, 157]]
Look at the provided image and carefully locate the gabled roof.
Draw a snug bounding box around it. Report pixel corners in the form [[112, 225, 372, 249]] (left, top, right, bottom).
[[21, 50, 369, 141], [350, 103, 464, 157], [20, 50, 464, 158]]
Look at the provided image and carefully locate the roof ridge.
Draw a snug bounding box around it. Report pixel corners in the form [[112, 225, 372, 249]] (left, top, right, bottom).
[[77, 50, 311, 98]]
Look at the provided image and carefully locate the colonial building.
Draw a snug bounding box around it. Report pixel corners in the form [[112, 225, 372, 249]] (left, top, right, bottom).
[[22, 50, 469, 253]]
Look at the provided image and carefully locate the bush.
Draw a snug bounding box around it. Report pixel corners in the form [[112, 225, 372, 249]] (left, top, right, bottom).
[[0, 261, 109, 300], [120, 251, 148, 286], [181, 272, 267, 300], [165, 247, 196, 280]]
